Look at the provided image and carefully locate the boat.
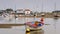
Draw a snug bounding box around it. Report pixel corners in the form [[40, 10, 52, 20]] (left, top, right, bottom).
[[54, 15, 59, 17], [25, 20, 44, 31]]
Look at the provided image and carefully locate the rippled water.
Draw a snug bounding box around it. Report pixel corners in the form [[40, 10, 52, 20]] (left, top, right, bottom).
[[0, 16, 60, 34]]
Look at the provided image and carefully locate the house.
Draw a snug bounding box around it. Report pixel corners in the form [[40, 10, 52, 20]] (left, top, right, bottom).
[[16, 9, 24, 13], [0, 10, 6, 15], [24, 9, 32, 16]]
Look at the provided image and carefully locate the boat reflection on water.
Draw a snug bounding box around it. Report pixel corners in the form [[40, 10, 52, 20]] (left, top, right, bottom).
[[26, 29, 44, 34]]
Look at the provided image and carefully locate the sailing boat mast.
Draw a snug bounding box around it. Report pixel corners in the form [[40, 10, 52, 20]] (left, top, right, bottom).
[[41, 0, 44, 17], [54, 2, 56, 11], [41, 0, 43, 12], [53, 3, 57, 33], [54, 2, 58, 17], [15, 2, 17, 24]]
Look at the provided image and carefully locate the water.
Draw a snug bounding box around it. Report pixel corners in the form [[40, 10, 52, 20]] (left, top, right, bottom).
[[0, 16, 60, 34], [0, 26, 25, 34]]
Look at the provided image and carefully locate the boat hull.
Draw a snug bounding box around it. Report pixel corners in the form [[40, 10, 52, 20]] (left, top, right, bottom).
[[25, 21, 44, 31], [26, 25, 44, 31]]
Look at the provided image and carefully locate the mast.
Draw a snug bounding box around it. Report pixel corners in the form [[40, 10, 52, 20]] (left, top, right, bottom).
[[54, 2, 57, 34], [15, 1, 16, 24], [41, 0, 44, 17], [54, 2, 56, 11], [54, 2, 58, 17], [41, 0, 43, 12]]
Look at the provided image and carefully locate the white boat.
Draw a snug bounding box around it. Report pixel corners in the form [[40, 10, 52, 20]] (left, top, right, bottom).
[[25, 21, 44, 31], [26, 25, 44, 31]]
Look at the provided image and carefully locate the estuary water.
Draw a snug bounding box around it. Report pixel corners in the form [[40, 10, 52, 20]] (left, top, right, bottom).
[[0, 16, 60, 34]]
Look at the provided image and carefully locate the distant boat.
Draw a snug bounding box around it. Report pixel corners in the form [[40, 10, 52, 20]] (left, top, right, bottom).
[[54, 15, 59, 17], [41, 13, 45, 17], [54, 15, 59, 19]]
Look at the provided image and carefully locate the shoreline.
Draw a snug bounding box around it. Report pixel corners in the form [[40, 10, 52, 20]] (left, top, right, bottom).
[[15, 16, 60, 18], [0, 24, 25, 28]]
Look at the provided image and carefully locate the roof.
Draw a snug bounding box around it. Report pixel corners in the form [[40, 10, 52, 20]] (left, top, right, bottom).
[[24, 9, 31, 11], [0, 10, 6, 12], [17, 9, 23, 11], [52, 10, 60, 13]]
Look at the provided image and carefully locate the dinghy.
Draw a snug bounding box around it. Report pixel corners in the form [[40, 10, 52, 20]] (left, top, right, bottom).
[[25, 17, 44, 31], [26, 21, 44, 31]]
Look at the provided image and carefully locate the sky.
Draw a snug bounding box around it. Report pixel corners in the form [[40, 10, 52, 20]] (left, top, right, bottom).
[[0, 0, 60, 12]]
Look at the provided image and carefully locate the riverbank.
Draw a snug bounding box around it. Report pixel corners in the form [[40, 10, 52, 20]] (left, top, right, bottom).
[[16, 16, 60, 18], [0, 24, 25, 28]]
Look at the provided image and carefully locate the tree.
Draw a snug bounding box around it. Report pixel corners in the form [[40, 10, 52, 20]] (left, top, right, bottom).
[[6, 8, 13, 13]]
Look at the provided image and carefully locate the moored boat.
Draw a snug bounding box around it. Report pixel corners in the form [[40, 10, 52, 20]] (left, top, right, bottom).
[[25, 20, 44, 31]]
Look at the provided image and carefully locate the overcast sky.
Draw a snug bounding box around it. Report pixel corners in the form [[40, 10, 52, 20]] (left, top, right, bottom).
[[0, 0, 60, 12]]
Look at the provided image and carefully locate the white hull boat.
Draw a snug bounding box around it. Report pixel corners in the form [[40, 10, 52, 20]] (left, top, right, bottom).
[[25, 21, 44, 31]]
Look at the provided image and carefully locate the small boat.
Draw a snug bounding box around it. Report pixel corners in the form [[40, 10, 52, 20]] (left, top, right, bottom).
[[54, 15, 59, 17], [25, 21, 44, 31]]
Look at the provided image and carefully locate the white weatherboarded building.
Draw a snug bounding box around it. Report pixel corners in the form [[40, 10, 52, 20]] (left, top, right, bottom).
[[24, 9, 32, 15]]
